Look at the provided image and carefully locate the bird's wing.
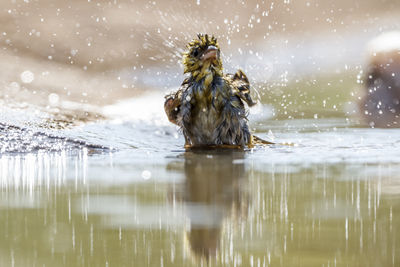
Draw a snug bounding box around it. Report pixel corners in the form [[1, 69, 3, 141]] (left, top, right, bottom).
[[164, 78, 190, 125], [226, 69, 257, 107]]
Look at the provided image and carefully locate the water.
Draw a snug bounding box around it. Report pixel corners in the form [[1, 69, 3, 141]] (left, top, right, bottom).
[[2, 0, 400, 265], [0, 91, 400, 266]]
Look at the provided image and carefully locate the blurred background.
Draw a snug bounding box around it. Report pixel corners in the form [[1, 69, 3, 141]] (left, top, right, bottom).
[[1, 1, 400, 267], [1, 0, 400, 116]]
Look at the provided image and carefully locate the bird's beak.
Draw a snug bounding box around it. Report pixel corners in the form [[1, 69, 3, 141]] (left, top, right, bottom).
[[201, 46, 218, 61]]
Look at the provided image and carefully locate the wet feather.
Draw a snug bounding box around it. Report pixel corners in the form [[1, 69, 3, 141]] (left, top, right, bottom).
[[164, 34, 265, 148]]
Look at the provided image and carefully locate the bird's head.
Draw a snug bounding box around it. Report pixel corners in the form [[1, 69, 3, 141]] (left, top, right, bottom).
[[183, 34, 223, 83]]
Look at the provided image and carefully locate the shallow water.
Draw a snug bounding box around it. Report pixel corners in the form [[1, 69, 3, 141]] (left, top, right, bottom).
[[1, 92, 400, 267], [1, 0, 400, 265]]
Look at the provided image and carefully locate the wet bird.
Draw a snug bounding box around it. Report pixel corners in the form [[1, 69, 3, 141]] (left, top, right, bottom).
[[164, 34, 272, 148], [360, 32, 400, 128]]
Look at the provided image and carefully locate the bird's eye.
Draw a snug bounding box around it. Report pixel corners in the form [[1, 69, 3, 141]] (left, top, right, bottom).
[[192, 49, 199, 57]]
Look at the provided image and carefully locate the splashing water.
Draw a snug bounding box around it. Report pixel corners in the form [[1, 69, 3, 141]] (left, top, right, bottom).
[[1, 0, 400, 266]]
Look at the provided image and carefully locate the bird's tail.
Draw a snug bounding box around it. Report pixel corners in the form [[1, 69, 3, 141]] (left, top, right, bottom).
[[252, 135, 275, 145], [250, 135, 295, 147]]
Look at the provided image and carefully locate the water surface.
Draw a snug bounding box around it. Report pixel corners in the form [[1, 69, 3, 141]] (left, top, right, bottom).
[[1, 1, 400, 265], [1, 98, 399, 266]]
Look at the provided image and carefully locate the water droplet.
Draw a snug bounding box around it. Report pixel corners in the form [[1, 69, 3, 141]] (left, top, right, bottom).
[[48, 93, 59, 106], [20, 70, 34, 84], [267, 130, 275, 141], [141, 170, 151, 180]]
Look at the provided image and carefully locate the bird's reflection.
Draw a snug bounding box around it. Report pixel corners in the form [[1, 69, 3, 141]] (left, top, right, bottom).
[[180, 149, 249, 260]]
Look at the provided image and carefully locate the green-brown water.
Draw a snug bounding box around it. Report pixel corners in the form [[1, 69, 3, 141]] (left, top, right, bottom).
[[1, 115, 400, 266]]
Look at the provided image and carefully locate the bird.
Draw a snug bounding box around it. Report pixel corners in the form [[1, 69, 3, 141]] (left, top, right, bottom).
[[164, 34, 273, 148], [360, 32, 400, 128]]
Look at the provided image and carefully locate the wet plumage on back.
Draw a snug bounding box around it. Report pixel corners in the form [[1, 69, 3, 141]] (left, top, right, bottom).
[[164, 34, 263, 148]]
